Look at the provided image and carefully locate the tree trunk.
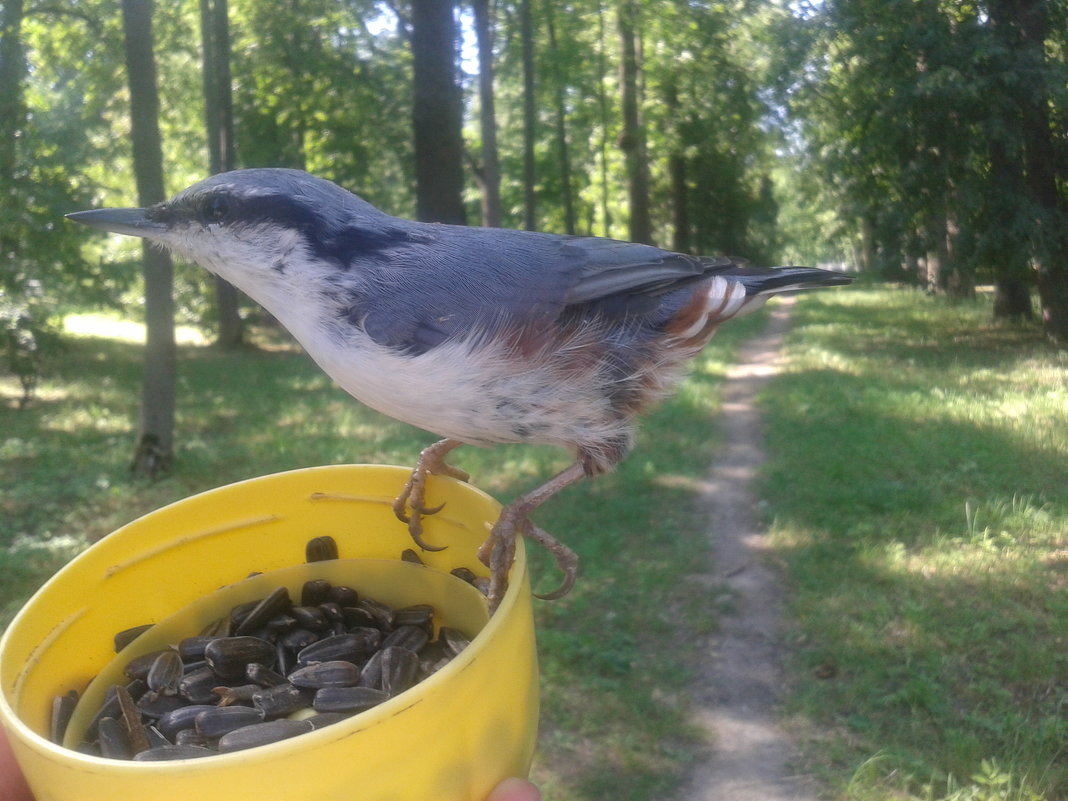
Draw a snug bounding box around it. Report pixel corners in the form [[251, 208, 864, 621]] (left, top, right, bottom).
[[545, 4, 575, 235], [520, 0, 536, 231], [595, 0, 611, 237], [859, 215, 874, 273], [0, 0, 24, 272], [472, 0, 501, 228], [199, 0, 219, 170], [411, 0, 465, 225], [0, 0, 24, 189], [200, 0, 242, 347], [993, 280, 1033, 319], [1017, 6, 1068, 342], [0, 0, 25, 300], [669, 153, 688, 253], [987, 132, 1033, 320], [664, 78, 689, 253], [988, 0, 1068, 342], [122, 0, 176, 477], [617, 0, 652, 244]]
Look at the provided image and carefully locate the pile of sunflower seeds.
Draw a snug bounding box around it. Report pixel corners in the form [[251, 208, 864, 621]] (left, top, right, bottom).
[[54, 539, 474, 761]]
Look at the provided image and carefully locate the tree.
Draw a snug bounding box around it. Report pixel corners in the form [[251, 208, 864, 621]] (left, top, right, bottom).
[[616, 0, 652, 244], [519, 0, 537, 230], [987, 0, 1068, 341], [472, 0, 502, 227], [0, 0, 33, 404], [230, 0, 412, 214], [544, 1, 576, 234], [411, 0, 465, 224], [121, 0, 177, 477], [200, 0, 243, 347]]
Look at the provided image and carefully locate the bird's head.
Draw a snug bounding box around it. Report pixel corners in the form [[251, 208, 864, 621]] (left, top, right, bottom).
[[67, 168, 397, 308]]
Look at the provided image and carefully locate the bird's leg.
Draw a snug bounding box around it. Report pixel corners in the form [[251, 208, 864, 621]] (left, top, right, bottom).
[[479, 461, 586, 612], [393, 438, 469, 552]]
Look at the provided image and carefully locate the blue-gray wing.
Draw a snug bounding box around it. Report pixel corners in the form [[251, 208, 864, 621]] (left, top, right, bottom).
[[353, 226, 736, 355]]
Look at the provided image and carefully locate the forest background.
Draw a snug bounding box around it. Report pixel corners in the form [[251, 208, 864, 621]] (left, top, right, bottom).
[[1, 1, 1067, 800], [5, 0, 1068, 397]]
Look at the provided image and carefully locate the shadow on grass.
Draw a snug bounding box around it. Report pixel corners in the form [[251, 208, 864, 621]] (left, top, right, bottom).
[[758, 288, 1068, 798]]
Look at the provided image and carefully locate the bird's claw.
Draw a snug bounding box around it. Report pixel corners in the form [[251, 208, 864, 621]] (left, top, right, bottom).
[[393, 439, 467, 554], [526, 524, 579, 600], [480, 512, 580, 613], [393, 484, 449, 552], [392, 497, 447, 525]]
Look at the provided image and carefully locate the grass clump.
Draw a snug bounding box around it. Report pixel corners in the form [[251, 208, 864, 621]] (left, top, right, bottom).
[[761, 286, 1067, 800]]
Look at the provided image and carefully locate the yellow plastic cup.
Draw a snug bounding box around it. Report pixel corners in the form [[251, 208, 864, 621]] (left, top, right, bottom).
[[0, 465, 538, 801]]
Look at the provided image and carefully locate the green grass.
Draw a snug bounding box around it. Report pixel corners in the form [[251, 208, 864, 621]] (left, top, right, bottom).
[[0, 307, 769, 800], [761, 286, 1068, 800]]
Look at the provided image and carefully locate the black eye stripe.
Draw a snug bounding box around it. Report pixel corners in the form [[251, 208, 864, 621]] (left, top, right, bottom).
[[203, 195, 229, 223]]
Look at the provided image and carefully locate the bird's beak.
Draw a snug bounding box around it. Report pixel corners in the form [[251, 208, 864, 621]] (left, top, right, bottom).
[[65, 207, 167, 238]]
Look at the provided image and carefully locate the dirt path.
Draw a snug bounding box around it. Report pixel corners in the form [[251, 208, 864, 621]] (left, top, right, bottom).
[[676, 296, 817, 801]]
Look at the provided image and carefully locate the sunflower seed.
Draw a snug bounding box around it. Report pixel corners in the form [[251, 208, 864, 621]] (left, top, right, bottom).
[[137, 689, 189, 719], [288, 660, 360, 689], [113, 624, 154, 653], [300, 579, 332, 606], [133, 744, 217, 761], [204, 636, 276, 679], [305, 536, 339, 562], [146, 650, 183, 695], [157, 704, 218, 739], [123, 649, 170, 681], [296, 630, 380, 667], [211, 683, 260, 707], [251, 683, 313, 718], [97, 717, 131, 760], [381, 624, 429, 654], [177, 665, 218, 704], [217, 719, 314, 753], [234, 586, 292, 636], [328, 585, 358, 607], [380, 646, 419, 696], [195, 705, 265, 738], [291, 605, 328, 631], [246, 662, 287, 688], [50, 690, 78, 744], [115, 683, 150, 755], [312, 686, 389, 714], [177, 635, 214, 663]]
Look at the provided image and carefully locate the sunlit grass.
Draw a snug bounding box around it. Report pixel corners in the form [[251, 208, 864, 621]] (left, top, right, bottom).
[[762, 286, 1068, 801], [63, 311, 210, 346]]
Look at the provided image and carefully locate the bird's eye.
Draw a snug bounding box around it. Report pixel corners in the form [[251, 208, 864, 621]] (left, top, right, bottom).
[[202, 195, 229, 224]]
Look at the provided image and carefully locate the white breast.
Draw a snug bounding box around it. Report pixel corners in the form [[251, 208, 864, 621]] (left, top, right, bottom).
[[276, 306, 630, 454]]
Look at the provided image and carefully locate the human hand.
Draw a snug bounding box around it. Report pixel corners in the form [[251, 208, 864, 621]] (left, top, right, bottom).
[[1, 724, 537, 801], [486, 777, 541, 801], [0, 725, 33, 801]]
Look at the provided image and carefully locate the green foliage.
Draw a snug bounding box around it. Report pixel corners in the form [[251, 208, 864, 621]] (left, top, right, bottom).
[[231, 0, 415, 215], [776, 0, 1068, 294]]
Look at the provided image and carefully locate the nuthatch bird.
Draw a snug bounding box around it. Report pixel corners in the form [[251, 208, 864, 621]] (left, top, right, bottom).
[[69, 168, 851, 608]]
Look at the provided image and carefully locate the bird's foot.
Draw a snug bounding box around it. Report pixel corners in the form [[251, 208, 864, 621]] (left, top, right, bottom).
[[525, 524, 579, 601], [479, 505, 580, 613], [393, 438, 468, 552]]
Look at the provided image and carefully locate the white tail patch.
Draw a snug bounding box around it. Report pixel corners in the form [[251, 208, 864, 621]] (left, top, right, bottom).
[[671, 276, 750, 341]]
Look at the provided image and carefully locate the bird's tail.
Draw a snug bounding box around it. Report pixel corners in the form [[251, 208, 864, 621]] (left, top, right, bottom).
[[723, 265, 853, 296]]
